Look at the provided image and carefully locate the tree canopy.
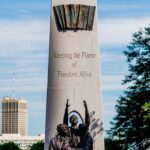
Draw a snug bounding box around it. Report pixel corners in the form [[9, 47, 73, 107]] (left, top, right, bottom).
[[142, 102, 150, 119], [108, 26, 150, 150], [0, 142, 21, 150], [30, 140, 44, 150], [105, 138, 121, 150]]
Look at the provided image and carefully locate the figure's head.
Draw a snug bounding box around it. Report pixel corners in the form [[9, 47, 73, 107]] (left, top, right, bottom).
[[69, 114, 78, 127], [78, 123, 89, 135], [57, 124, 69, 136]]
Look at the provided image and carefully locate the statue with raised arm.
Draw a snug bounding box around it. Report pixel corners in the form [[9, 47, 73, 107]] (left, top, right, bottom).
[[83, 100, 90, 127], [63, 99, 70, 126], [63, 100, 90, 127], [63, 99, 79, 148], [63, 99, 91, 148]]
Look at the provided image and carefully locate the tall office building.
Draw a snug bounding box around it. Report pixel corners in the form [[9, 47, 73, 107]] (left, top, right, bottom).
[[1, 97, 28, 136]]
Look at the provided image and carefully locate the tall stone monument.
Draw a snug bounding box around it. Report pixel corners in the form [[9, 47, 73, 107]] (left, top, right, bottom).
[[45, 0, 104, 149]]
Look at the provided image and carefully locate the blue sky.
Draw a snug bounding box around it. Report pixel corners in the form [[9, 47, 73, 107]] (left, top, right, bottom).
[[0, 0, 150, 136]]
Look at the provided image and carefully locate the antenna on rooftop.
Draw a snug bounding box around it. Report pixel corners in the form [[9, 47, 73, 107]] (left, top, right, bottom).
[[12, 72, 16, 98]]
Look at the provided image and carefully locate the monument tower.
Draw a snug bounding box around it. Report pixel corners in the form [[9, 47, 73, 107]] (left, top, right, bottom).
[[45, 0, 104, 149]]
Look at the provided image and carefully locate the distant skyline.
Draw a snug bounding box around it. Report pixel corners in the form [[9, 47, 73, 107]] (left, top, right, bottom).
[[0, 0, 150, 135]]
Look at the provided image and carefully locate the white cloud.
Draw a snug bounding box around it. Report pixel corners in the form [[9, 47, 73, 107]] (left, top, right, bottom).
[[99, 18, 150, 46], [101, 75, 127, 91], [99, 4, 147, 11], [103, 101, 116, 107], [100, 51, 126, 63], [0, 3, 49, 10], [0, 77, 47, 94], [0, 20, 49, 57], [0, 19, 49, 99]]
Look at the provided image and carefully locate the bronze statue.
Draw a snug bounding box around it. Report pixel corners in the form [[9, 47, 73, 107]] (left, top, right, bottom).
[[63, 99, 79, 148], [49, 100, 93, 150], [78, 123, 93, 150], [49, 124, 71, 150], [53, 4, 96, 31], [63, 99, 92, 149], [63, 100, 90, 127]]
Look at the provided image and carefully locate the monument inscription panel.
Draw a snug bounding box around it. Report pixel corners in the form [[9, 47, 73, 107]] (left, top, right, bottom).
[[52, 51, 96, 78]]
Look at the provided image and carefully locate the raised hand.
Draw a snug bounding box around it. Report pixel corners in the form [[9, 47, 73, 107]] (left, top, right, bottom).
[[66, 99, 70, 108], [83, 100, 90, 126], [83, 100, 87, 109]]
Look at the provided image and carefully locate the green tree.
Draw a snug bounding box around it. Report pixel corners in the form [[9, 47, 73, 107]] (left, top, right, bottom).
[[30, 141, 44, 150], [142, 102, 150, 119], [141, 102, 150, 149], [108, 26, 150, 150], [105, 138, 121, 150], [0, 142, 21, 150]]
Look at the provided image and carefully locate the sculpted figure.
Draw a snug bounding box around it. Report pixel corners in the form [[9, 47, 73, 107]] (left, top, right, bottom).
[[83, 100, 90, 127], [63, 100, 79, 147], [63, 100, 90, 126], [78, 101, 93, 150], [49, 124, 71, 150], [63, 99, 91, 148], [78, 123, 93, 150]]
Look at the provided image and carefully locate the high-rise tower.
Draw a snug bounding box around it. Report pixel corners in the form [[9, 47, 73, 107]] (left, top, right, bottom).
[[45, 0, 104, 149], [1, 97, 28, 136]]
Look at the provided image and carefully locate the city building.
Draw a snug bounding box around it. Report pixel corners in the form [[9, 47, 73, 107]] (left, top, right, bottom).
[[0, 134, 44, 150], [1, 97, 28, 136]]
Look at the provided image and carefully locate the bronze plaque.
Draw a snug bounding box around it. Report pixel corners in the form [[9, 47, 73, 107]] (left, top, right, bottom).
[[53, 4, 95, 31]]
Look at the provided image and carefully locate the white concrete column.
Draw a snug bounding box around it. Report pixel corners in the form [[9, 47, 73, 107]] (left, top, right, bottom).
[[45, 0, 104, 149]]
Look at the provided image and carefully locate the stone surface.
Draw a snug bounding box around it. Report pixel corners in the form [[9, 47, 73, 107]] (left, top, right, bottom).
[[45, 0, 104, 150]]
